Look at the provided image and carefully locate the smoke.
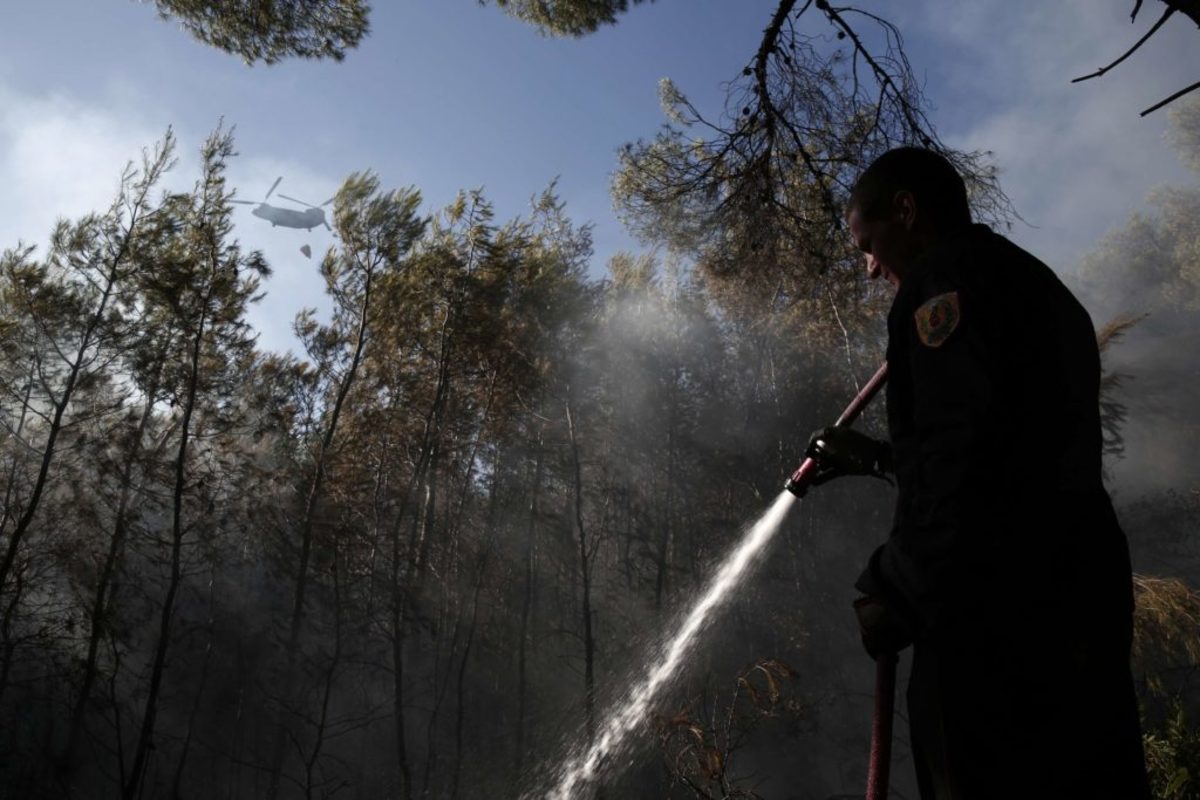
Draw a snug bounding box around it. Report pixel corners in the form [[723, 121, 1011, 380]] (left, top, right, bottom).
[[1068, 101, 1200, 500], [6, 104, 1197, 798]]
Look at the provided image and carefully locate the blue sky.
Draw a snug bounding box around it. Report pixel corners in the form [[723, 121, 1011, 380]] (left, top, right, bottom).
[[1, 1, 1197, 354]]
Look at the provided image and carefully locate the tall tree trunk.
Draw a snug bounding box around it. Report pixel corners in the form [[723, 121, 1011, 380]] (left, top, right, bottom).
[[105, 633, 130, 791], [412, 438, 443, 797], [0, 566, 25, 706], [364, 432, 391, 621], [620, 486, 635, 589], [171, 574, 215, 800], [381, 209, 476, 794], [390, 520, 414, 800], [0, 145, 165, 652], [388, 449, 435, 800], [0, 377, 28, 743], [420, 564, 452, 800], [388, 310, 455, 798], [0, 231, 143, 715], [67, 373, 162, 765], [421, 379, 495, 799], [414, 441, 440, 605], [0, 363, 35, 538], [303, 547, 344, 800], [449, 568, 485, 800], [565, 396, 597, 747], [267, 268, 377, 799], [514, 430, 543, 787], [124, 294, 210, 800], [227, 660, 247, 800], [385, 439, 438, 800], [654, 401, 677, 612], [451, 444, 501, 800], [0, 230, 134, 599]]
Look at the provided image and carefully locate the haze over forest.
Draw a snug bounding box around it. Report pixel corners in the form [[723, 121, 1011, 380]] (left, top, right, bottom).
[[0, 2, 1198, 798]]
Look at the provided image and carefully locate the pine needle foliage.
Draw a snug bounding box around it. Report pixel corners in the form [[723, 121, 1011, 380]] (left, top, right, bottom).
[[1096, 314, 1145, 464], [485, 0, 653, 37], [150, 0, 370, 63]]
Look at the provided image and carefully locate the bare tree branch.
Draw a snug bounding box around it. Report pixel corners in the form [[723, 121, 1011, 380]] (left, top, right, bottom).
[[1073, 7, 1175, 83], [1142, 78, 1200, 116], [613, 0, 1011, 292]]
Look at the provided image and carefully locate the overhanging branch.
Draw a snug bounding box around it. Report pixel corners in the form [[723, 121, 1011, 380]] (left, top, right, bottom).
[[1141, 78, 1200, 116], [1072, 7, 1175, 83]]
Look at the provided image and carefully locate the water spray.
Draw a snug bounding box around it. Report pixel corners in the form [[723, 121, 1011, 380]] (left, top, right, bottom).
[[537, 363, 890, 799]]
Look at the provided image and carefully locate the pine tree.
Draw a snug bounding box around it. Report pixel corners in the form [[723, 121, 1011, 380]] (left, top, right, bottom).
[[149, 0, 369, 63], [0, 132, 176, 712], [123, 126, 268, 799], [266, 173, 424, 799]]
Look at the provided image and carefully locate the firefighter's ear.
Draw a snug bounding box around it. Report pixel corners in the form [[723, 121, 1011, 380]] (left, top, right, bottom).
[[892, 190, 917, 230]]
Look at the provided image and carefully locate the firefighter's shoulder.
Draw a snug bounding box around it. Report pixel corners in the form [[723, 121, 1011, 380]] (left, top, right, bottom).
[[913, 291, 961, 348], [908, 258, 966, 350]]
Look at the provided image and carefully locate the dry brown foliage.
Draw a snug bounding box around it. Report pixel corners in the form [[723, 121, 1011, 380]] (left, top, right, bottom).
[[1133, 574, 1200, 695]]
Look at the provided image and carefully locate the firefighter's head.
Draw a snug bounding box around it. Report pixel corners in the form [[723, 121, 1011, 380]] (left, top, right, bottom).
[[846, 147, 971, 287]]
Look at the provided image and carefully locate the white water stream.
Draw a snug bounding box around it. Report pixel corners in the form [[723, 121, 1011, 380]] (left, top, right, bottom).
[[532, 490, 799, 799]]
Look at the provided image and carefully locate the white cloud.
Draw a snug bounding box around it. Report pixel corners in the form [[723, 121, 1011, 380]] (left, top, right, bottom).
[[0, 84, 173, 249], [0, 82, 340, 357], [892, 0, 1198, 272]]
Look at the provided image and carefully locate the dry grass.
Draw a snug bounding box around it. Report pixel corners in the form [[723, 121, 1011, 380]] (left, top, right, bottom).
[[1133, 574, 1200, 694]]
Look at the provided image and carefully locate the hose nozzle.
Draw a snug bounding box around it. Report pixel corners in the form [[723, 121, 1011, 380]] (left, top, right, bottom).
[[782, 363, 889, 497], [784, 459, 816, 497]]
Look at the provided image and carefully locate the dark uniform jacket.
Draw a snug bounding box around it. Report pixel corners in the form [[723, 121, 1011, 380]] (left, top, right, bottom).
[[857, 224, 1150, 799]]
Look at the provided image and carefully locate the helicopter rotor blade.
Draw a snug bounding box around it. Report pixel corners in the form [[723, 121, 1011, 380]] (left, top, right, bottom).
[[265, 176, 283, 201], [230, 199, 258, 205], [278, 193, 315, 208], [320, 197, 336, 207]]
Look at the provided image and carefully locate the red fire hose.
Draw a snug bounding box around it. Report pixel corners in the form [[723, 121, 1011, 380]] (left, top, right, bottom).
[[781, 363, 895, 799], [866, 652, 898, 800], [784, 362, 889, 496]]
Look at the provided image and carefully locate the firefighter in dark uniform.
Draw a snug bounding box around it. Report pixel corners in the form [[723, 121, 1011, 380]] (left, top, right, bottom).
[[806, 147, 1150, 798]]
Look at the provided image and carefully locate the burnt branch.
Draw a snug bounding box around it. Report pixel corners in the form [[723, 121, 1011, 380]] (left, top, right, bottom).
[[1076, 1, 1200, 114], [613, 0, 1010, 290], [1141, 78, 1200, 116], [1072, 7, 1175, 83]]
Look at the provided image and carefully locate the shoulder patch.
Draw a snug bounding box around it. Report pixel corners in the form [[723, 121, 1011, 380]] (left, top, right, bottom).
[[913, 291, 961, 348]]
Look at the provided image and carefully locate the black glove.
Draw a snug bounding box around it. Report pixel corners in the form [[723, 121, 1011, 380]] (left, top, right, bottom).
[[805, 426, 892, 486], [852, 594, 913, 660]]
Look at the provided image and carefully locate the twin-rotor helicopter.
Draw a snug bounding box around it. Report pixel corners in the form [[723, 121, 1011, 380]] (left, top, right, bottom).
[[233, 176, 332, 259], [233, 176, 333, 232]]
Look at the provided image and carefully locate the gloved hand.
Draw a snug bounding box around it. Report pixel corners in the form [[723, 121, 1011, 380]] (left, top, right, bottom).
[[805, 426, 892, 486], [853, 594, 913, 660]]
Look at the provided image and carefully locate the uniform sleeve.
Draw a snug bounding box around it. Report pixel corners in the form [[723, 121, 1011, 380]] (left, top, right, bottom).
[[856, 269, 996, 636]]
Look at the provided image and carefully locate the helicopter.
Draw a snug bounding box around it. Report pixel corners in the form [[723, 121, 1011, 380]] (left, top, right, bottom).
[[232, 177, 333, 231]]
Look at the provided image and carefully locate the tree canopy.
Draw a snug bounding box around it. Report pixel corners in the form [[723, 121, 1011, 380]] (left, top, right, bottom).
[[483, 0, 654, 37], [143, 0, 1199, 114], [150, 0, 370, 63]]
